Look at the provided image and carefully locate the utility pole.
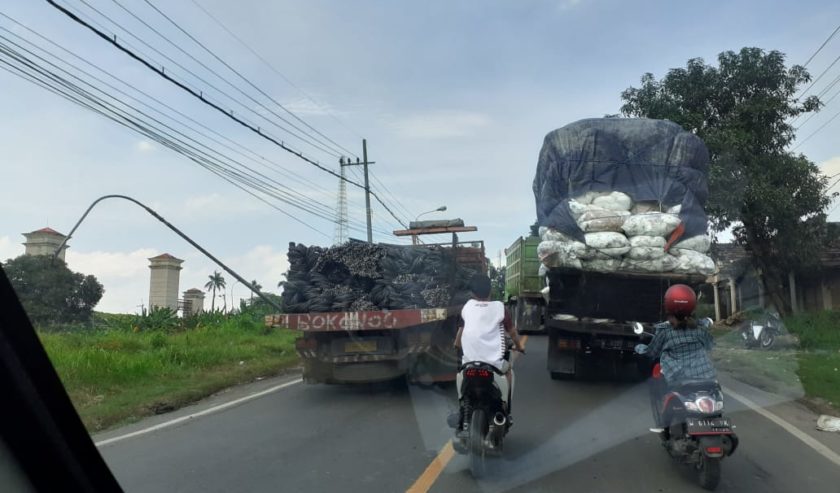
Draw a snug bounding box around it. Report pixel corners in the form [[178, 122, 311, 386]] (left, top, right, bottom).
[[340, 139, 374, 243]]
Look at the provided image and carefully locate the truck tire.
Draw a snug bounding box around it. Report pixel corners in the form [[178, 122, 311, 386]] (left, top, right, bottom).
[[550, 371, 573, 380]]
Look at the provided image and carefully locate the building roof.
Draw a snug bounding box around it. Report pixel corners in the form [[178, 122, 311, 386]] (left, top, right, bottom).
[[26, 227, 65, 236], [148, 253, 183, 261], [184, 288, 204, 294], [709, 243, 751, 279]]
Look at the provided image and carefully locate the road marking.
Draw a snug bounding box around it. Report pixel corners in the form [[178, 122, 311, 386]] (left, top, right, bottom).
[[724, 385, 840, 467], [406, 441, 454, 493], [95, 378, 303, 447], [405, 335, 530, 492]]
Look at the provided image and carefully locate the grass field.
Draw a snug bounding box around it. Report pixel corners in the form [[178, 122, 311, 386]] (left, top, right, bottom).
[[39, 311, 298, 432], [713, 311, 840, 410]]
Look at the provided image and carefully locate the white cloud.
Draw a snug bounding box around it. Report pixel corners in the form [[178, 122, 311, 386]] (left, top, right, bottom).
[[180, 193, 263, 219], [818, 156, 840, 179], [281, 97, 336, 117], [559, 0, 583, 10], [0, 236, 23, 261], [65, 248, 160, 314], [391, 110, 492, 139], [135, 140, 155, 152]]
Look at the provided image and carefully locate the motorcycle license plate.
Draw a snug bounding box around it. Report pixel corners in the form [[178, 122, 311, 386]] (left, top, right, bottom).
[[344, 341, 377, 353], [686, 417, 732, 435]]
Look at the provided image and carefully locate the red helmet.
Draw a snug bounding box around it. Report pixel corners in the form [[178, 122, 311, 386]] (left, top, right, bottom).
[[664, 284, 697, 317]]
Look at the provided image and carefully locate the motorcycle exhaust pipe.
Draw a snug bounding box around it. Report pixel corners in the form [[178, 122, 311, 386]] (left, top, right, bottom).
[[493, 412, 507, 427]]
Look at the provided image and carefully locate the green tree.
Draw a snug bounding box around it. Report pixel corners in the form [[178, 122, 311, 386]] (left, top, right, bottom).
[[488, 263, 506, 302], [249, 279, 262, 304], [3, 255, 104, 326], [620, 47, 834, 313], [204, 271, 226, 312]]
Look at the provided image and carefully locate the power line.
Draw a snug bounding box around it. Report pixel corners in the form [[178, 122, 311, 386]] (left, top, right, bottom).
[[187, 0, 363, 145], [48, 0, 408, 230], [140, 0, 359, 159], [794, 106, 840, 150], [0, 13, 339, 205], [77, 0, 343, 160], [799, 53, 840, 97], [796, 84, 840, 130], [0, 33, 392, 237], [802, 22, 840, 67]]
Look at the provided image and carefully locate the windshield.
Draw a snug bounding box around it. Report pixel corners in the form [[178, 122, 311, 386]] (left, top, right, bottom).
[[3, 1, 840, 492]]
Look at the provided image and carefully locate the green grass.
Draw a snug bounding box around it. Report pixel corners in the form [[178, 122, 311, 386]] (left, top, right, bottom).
[[39, 314, 298, 432], [712, 311, 840, 411], [785, 311, 840, 351]]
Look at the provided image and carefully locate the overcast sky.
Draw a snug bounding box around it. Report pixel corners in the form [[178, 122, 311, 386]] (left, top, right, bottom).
[[2, 0, 839, 313]]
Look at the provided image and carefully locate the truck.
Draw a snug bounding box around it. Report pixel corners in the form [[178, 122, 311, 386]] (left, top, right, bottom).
[[533, 118, 714, 379], [544, 269, 706, 379], [504, 227, 545, 333], [267, 224, 486, 384]]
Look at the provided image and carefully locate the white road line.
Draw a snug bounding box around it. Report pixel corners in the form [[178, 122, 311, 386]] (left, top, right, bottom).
[[724, 385, 840, 467], [95, 378, 303, 447]]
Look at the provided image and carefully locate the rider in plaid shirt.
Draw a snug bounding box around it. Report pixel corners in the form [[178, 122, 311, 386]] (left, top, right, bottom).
[[644, 319, 716, 382]]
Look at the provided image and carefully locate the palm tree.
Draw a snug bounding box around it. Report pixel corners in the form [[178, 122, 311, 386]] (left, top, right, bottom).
[[204, 271, 226, 312], [250, 279, 262, 304]]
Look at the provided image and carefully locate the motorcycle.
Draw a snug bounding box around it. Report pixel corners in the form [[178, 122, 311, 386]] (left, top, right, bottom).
[[741, 311, 782, 349], [448, 341, 522, 478], [633, 320, 739, 491]]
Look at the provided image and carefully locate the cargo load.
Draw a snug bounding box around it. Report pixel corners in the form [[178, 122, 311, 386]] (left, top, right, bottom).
[[532, 118, 715, 276], [281, 241, 477, 313]]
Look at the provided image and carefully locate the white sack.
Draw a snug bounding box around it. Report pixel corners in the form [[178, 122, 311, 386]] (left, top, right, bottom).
[[629, 236, 667, 248], [584, 232, 631, 258], [632, 201, 662, 214], [672, 235, 711, 253], [672, 249, 716, 275], [622, 212, 681, 237], [581, 258, 623, 272], [620, 255, 679, 273], [591, 191, 633, 212], [577, 207, 630, 233]]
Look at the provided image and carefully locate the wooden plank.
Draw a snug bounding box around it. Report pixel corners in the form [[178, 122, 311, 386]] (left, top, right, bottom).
[[265, 308, 450, 332], [392, 226, 478, 236]]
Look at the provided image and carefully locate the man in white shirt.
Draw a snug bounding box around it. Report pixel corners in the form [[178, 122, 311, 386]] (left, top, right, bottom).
[[454, 274, 523, 434]]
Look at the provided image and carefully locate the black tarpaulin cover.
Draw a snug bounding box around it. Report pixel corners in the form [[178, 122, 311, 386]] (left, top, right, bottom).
[[533, 118, 710, 241]]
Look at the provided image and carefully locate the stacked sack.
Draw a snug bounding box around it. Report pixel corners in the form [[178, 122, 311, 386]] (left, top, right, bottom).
[[537, 191, 715, 275]]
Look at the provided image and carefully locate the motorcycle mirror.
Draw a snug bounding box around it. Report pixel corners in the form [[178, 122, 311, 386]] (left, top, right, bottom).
[[700, 317, 714, 329], [632, 322, 644, 335]]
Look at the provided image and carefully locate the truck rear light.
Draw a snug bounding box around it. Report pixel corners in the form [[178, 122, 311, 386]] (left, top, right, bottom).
[[705, 446, 722, 454], [557, 338, 581, 350]]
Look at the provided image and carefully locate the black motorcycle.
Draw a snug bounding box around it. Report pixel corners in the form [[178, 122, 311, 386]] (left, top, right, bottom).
[[634, 321, 739, 491], [741, 311, 783, 349], [451, 361, 511, 477]]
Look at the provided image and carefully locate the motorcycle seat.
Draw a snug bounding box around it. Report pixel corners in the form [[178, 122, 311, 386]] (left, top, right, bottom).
[[673, 379, 719, 392]]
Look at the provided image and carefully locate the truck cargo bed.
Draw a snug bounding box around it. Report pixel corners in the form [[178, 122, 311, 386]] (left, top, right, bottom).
[[546, 268, 706, 324]]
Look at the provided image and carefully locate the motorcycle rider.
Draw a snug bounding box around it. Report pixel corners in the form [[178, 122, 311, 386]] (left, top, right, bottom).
[[453, 273, 524, 438], [635, 284, 716, 428]]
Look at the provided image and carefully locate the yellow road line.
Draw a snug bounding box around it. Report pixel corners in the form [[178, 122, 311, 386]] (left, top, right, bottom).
[[405, 335, 531, 492], [406, 441, 455, 493]]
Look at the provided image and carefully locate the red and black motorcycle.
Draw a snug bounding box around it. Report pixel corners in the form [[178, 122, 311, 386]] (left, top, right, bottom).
[[634, 321, 739, 491]]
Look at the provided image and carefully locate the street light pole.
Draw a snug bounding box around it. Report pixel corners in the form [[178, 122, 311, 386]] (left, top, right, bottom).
[[53, 194, 284, 313], [412, 206, 447, 245]]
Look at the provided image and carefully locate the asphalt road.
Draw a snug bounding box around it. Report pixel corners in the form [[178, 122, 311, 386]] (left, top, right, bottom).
[[97, 335, 840, 492]]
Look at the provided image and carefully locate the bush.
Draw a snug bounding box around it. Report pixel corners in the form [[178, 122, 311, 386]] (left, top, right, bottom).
[[785, 311, 840, 350]]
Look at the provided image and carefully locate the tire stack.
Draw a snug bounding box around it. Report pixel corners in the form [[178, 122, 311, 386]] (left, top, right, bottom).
[[281, 241, 478, 313]]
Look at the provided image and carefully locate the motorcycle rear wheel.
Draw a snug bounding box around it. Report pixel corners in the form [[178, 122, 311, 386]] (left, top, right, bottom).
[[469, 409, 488, 478], [759, 330, 776, 349], [698, 455, 721, 490]]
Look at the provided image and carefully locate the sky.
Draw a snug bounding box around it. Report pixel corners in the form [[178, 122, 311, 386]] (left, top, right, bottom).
[[1, 0, 840, 313]]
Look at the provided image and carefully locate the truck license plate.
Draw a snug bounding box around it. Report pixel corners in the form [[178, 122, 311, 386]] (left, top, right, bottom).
[[686, 417, 732, 435], [344, 341, 377, 353]]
